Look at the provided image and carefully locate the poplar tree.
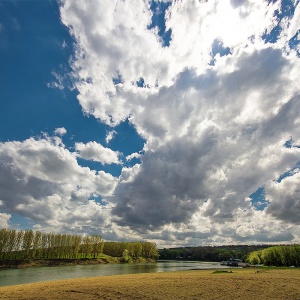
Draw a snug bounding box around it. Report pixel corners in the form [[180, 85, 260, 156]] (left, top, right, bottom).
[[0, 229, 9, 259], [81, 235, 92, 258], [6, 229, 17, 260], [32, 231, 42, 259], [22, 230, 34, 259], [14, 230, 24, 259]]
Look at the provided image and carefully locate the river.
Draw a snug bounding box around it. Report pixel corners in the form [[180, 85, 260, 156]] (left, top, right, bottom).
[[0, 261, 228, 287]]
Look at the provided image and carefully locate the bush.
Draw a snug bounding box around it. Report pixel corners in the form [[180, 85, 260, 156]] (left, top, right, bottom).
[[121, 249, 132, 263]]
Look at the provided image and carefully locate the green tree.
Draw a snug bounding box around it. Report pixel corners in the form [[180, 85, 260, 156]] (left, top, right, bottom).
[[247, 250, 262, 265], [32, 231, 42, 259], [121, 249, 132, 263], [0, 229, 9, 259], [22, 230, 34, 259], [71, 235, 81, 258], [91, 235, 104, 258], [81, 235, 92, 258], [132, 242, 142, 258], [14, 230, 24, 259]]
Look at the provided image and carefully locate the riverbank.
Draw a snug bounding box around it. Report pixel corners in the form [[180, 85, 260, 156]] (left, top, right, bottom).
[[0, 268, 299, 299], [0, 257, 154, 270]]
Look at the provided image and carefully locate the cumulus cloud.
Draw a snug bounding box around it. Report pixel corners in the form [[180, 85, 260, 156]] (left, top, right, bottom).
[[266, 171, 300, 224], [139, 206, 296, 247], [0, 213, 11, 228], [60, 0, 281, 125], [54, 127, 67, 136], [2, 0, 300, 246], [126, 152, 142, 161], [112, 48, 300, 230], [0, 137, 117, 234], [75, 141, 121, 165], [56, 0, 300, 244]]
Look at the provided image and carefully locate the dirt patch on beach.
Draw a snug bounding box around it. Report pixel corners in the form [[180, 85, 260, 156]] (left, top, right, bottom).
[[0, 269, 299, 299]]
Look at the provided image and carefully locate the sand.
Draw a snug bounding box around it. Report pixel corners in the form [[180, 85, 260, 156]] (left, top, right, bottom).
[[0, 268, 299, 299]]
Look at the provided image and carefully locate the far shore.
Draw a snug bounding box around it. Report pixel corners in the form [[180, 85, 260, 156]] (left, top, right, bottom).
[[0, 268, 299, 299], [0, 257, 155, 270]]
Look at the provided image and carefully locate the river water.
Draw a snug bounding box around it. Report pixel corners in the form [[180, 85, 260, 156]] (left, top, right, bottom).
[[0, 261, 228, 287]]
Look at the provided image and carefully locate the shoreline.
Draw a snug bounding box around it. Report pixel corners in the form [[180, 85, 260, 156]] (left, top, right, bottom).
[[0, 257, 155, 270], [0, 268, 299, 299]]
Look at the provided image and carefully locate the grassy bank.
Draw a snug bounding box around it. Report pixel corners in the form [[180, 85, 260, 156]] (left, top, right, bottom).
[[0, 268, 299, 299], [0, 255, 155, 270]]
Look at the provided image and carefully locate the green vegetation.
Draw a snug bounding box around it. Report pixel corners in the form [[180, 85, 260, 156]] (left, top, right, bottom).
[[212, 270, 233, 274], [0, 228, 159, 262], [159, 245, 272, 262], [4, 227, 298, 268], [121, 249, 132, 263], [104, 241, 159, 260], [0, 229, 103, 260], [247, 245, 300, 267]]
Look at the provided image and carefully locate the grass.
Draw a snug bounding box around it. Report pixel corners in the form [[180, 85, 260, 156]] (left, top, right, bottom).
[[1, 252, 115, 261], [0, 254, 121, 269], [212, 270, 233, 274], [0, 268, 299, 299]]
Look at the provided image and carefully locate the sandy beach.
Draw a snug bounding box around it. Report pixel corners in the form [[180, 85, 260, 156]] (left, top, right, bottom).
[[0, 268, 299, 300]]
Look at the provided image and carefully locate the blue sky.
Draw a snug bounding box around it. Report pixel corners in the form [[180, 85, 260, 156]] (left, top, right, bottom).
[[0, 0, 300, 247]]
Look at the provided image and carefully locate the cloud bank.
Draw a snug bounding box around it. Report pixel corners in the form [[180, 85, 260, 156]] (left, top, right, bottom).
[[1, 0, 299, 246], [0, 137, 117, 234]]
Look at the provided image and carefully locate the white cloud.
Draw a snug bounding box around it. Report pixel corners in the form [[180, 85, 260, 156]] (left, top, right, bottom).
[[287, 2, 300, 40], [266, 171, 300, 224], [2, 0, 300, 246], [0, 213, 11, 228], [75, 141, 121, 165], [126, 152, 141, 161], [60, 0, 280, 126], [0, 137, 117, 235], [57, 0, 300, 244], [54, 127, 67, 136], [105, 130, 116, 144], [47, 70, 65, 90], [139, 206, 297, 248]]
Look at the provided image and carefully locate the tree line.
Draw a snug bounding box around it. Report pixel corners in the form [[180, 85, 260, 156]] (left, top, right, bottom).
[[247, 245, 300, 267], [103, 241, 159, 259], [0, 229, 104, 260], [0, 229, 159, 261], [159, 245, 272, 262]]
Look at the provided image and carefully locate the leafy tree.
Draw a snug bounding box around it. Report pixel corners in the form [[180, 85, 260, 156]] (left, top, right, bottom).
[[22, 230, 34, 259], [0, 229, 10, 259], [81, 235, 92, 258], [32, 231, 42, 259], [91, 235, 104, 258], [247, 250, 262, 265], [121, 249, 132, 263], [14, 230, 24, 259], [132, 242, 142, 258], [248, 245, 300, 267], [71, 235, 82, 258]]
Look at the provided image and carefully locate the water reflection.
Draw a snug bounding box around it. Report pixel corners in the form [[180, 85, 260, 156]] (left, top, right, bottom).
[[0, 260, 228, 287]]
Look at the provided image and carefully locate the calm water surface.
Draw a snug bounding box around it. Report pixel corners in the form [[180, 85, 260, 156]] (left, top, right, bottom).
[[0, 261, 228, 287]]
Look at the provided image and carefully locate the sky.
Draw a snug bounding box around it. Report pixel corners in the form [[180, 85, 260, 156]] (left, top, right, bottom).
[[0, 0, 300, 248]]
